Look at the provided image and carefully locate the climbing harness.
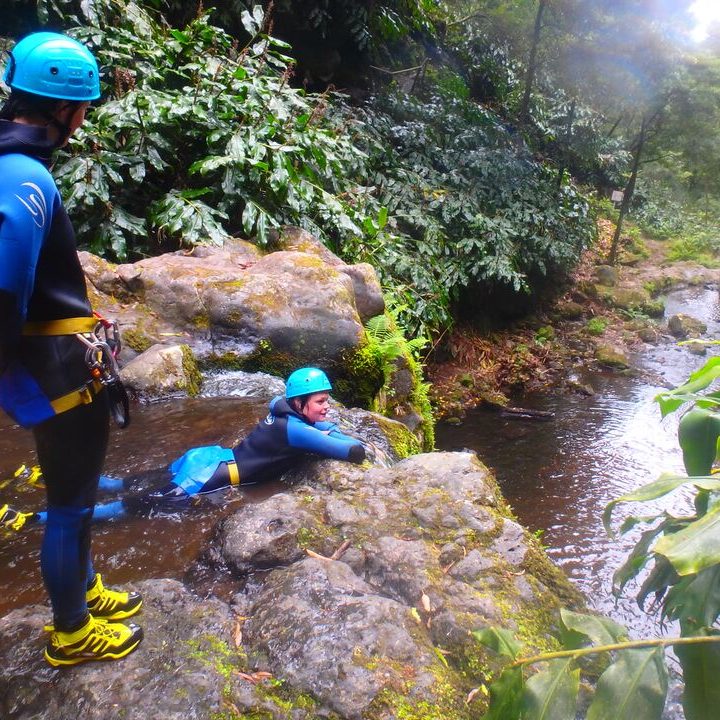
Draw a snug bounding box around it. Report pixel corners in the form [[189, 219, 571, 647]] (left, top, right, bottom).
[[75, 312, 130, 428], [22, 313, 131, 428]]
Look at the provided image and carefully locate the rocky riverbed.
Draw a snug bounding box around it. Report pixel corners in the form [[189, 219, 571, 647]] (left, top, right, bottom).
[[0, 424, 582, 719]]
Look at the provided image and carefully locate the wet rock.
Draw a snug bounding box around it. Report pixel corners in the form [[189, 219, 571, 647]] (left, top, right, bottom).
[[685, 340, 708, 356], [218, 492, 325, 574], [556, 300, 585, 319], [668, 313, 708, 339], [2, 452, 585, 720], [241, 558, 448, 720], [594, 265, 618, 286], [490, 518, 529, 566], [595, 343, 630, 369], [0, 579, 276, 720], [275, 226, 385, 321], [82, 228, 382, 375], [121, 343, 201, 397], [566, 373, 594, 396]]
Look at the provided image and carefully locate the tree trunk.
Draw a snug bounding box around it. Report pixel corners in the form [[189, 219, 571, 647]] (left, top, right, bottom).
[[608, 117, 647, 265], [519, 0, 547, 121], [556, 99, 577, 190]]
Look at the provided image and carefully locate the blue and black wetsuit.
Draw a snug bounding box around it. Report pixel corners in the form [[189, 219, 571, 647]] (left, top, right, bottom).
[[35, 395, 366, 522], [0, 120, 109, 631]]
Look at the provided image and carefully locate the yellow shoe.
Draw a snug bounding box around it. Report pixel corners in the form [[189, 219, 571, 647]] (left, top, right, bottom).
[[44, 615, 143, 667], [0, 504, 36, 531], [86, 573, 143, 620]]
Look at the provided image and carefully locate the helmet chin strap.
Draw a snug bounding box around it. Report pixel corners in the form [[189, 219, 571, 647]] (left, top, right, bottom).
[[42, 107, 73, 148]]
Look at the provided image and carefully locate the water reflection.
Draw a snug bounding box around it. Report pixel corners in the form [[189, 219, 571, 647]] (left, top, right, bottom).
[[436, 284, 720, 640]]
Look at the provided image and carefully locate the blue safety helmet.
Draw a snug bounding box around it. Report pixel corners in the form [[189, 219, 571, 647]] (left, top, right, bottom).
[[3, 32, 100, 101], [285, 367, 332, 399]]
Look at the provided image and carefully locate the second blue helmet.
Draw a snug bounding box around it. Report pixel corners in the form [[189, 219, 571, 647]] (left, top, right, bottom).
[[285, 367, 332, 399]]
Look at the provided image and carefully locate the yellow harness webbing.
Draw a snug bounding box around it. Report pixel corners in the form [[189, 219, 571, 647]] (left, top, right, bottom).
[[227, 461, 240, 486], [49, 380, 104, 415], [22, 317, 97, 336]]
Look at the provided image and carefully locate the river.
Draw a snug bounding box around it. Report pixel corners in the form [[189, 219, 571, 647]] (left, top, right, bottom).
[[435, 283, 719, 718]]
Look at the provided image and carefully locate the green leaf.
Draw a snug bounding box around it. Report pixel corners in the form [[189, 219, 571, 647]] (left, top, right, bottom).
[[663, 566, 720, 627], [603, 473, 720, 535], [472, 627, 522, 659], [655, 505, 720, 576], [655, 358, 720, 417], [560, 608, 627, 647], [241, 201, 258, 234], [522, 658, 579, 720], [484, 667, 523, 720], [586, 647, 668, 720], [678, 407, 720, 476], [676, 629, 720, 720], [378, 205, 389, 229]]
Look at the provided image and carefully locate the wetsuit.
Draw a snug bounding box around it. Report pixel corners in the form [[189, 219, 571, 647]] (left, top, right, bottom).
[[0, 120, 108, 631], [31, 395, 366, 522]]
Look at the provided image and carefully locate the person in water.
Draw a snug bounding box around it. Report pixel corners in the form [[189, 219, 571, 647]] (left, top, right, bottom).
[[1, 367, 366, 525], [0, 32, 142, 666]]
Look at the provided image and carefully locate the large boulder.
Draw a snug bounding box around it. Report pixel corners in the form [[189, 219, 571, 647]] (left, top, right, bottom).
[[80, 227, 384, 367], [0, 452, 584, 720]]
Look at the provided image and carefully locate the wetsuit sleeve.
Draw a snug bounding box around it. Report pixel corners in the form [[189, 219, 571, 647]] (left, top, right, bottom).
[[314, 420, 364, 444], [286, 415, 366, 464], [0, 158, 57, 372]]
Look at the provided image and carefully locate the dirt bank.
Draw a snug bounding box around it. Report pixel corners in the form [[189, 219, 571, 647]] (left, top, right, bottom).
[[427, 219, 718, 420]]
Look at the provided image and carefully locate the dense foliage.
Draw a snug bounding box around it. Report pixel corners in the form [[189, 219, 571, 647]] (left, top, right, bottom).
[[2, 0, 597, 336], [5, 0, 718, 334]]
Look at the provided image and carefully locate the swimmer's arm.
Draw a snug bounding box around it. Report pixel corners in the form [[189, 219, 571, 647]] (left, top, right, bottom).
[[287, 417, 366, 464]]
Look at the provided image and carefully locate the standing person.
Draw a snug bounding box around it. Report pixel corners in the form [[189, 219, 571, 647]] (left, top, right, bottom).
[[1, 367, 367, 523], [0, 32, 142, 666]]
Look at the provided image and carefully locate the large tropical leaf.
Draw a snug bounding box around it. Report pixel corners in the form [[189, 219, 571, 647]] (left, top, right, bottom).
[[675, 629, 720, 720], [472, 626, 522, 659], [603, 473, 720, 535], [655, 358, 720, 417], [560, 608, 627, 648], [586, 647, 668, 720], [484, 666, 524, 720], [655, 505, 720, 576], [662, 566, 720, 627], [522, 658, 580, 720], [611, 522, 670, 596], [678, 407, 720, 476]]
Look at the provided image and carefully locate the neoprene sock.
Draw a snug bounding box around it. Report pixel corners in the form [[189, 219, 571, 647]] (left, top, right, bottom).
[[41, 505, 93, 630]]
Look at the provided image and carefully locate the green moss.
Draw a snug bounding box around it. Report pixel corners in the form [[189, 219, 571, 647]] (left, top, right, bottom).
[[253, 676, 322, 717], [122, 326, 153, 354], [521, 542, 585, 610], [181, 344, 202, 397], [367, 678, 473, 720], [185, 635, 242, 679], [192, 313, 211, 330], [201, 339, 294, 379], [586, 317, 609, 336], [373, 415, 421, 459], [643, 276, 673, 297], [334, 340, 385, 409]]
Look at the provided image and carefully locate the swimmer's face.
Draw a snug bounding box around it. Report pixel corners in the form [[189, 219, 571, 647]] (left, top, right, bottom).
[[301, 392, 330, 424]]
